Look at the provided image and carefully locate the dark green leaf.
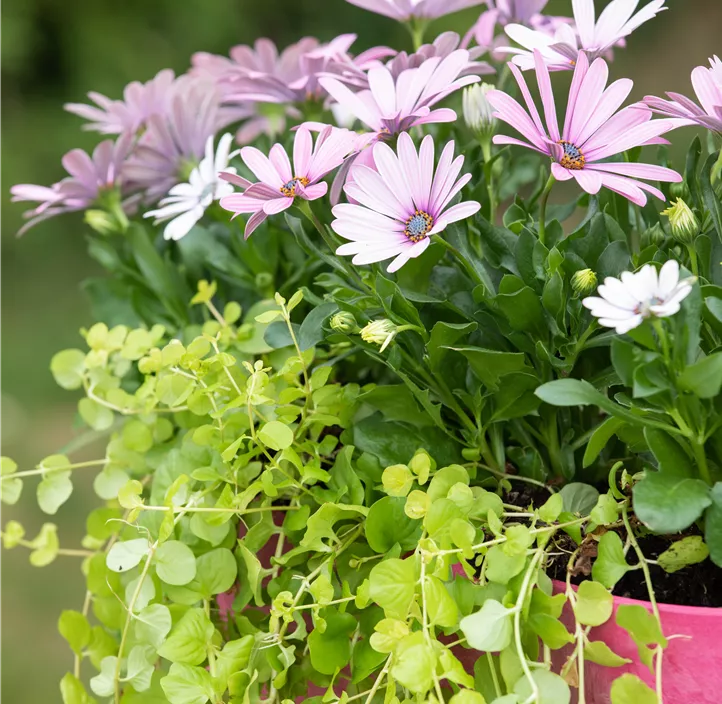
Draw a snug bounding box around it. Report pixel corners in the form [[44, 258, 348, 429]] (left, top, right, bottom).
[[633, 472, 711, 533]]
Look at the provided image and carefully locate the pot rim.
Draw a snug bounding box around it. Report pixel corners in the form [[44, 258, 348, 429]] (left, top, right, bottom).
[[550, 579, 722, 616]]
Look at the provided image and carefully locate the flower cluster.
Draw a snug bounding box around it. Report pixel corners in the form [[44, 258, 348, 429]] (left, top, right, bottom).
[[9, 0, 718, 262]]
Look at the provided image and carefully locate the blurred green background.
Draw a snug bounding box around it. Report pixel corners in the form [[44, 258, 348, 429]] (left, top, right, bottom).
[[2, 0, 720, 700]]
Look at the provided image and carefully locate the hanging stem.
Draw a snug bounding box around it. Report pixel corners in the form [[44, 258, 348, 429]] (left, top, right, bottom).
[[537, 174, 556, 246]]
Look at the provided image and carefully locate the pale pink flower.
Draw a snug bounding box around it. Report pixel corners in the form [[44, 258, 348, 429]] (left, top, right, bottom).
[[501, 0, 666, 71], [345, 0, 485, 21], [219, 126, 358, 238], [320, 50, 479, 139], [462, 3, 570, 62], [644, 56, 722, 135], [122, 77, 230, 201], [384, 32, 493, 79], [487, 51, 682, 206], [65, 69, 176, 135], [191, 36, 394, 143], [333, 133, 480, 272], [11, 135, 132, 235]]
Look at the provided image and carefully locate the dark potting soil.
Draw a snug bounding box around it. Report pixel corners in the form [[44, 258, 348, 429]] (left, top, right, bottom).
[[504, 481, 722, 608]]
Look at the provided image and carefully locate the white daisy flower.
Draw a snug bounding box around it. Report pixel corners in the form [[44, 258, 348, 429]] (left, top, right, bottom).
[[145, 132, 237, 240], [582, 260, 694, 334]]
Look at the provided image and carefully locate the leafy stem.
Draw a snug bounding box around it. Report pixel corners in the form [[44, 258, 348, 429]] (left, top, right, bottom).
[[537, 173, 556, 246], [622, 501, 665, 703], [514, 549, 544, 703]]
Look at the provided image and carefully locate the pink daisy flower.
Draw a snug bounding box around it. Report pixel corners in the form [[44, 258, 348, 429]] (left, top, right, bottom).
[[332, 133, 481, 273], [64, 69, 176, 135], [320, 50, 479, 139], [500, 0, 666, 71], [384, 31, 493, 79], [344, 0, 485, 21], [219, 126, 358, 238], [486, 51, 682, 206], [11, 135, 132, 235], [122, 77, 231, 202], [462, 3, 571, 62], [644, 56, 722, 135]]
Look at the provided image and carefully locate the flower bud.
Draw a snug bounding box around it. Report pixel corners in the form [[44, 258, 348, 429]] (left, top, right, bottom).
[[662, 198, 700, 244], [571, 268, 598, 297], [463, 83, 497, 139], [360, 319, 398, 352], [330, 311, 359, 334], [641, 222, 666, 248], [84, 209, 118, 236]]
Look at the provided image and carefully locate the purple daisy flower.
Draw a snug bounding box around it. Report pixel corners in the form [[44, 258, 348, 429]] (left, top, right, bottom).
[[644, 56, 722, 135], [344, 0, 485, 21], [219, 125, 359, 238], [500, 0, 666, 71], [11, 134, 133, 235], [332, 132, 480, 272], [486, 51, 682, 205], [64, 69, 176, 135]]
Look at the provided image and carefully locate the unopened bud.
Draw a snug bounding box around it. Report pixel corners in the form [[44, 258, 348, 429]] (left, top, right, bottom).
[[330, 311, 359, 334], [463, 83, 497, 139], [642, 222, 666, 248], [571, 268, 598, 297], [85, 209, 118, 236], [360, 319, 398, 352], [662, 198, 699, 244]]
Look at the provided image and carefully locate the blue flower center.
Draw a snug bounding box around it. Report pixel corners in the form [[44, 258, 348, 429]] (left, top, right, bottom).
[[404, 211, 433, 242], [280, 176, 309, 198], [558, 141, 585, 170]]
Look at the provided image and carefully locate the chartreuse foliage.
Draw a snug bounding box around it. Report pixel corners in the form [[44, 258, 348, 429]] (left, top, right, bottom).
[[0, 281, 674, 704]]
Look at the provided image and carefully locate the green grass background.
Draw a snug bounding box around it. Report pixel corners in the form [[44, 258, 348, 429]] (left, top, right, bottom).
[[2, 0, 721, 700]]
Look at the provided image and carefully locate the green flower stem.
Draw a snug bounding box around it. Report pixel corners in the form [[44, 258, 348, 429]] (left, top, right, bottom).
[[686, 243, 699, 277], [652, 319, 670, 361], [622, 502, 664, 702], [114, 541, 159, 704], [432, 234, 485, 286], [433, 515, 588, 557], [204, 599, 217, 678], [482, 140, 497, 224], [12, 539, 94, 557], [513, 549, 544, 703], [478, 429, 500, 472], [277, 524, 364, 640], [2, 459, 107, 480], [295, 200, 372, 295], [137, 504, 297, 514], [406, 18, 428, 50], [487, 651, 503, 699], [477, 465, 556, 494], [537, 174, 556, 246], [691, 438, 713, 485], [280, 300, 312, 407]]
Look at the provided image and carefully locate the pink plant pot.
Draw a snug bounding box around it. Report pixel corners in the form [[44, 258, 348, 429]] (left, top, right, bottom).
[[551, 580, 722, 704]]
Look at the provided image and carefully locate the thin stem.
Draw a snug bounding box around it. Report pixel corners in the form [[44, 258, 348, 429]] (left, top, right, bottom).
[[114, 542, 158, 703], [482, 140, 497, 224], [686, 243, 699, 278], [138, 505, 297, 514], [622, 502, 664, 703], [691, 439, 713, 485], [514, 550, 544, 703], [537, 174, 556, 246], [432, 234, 484, 286], [2, 459, 107, 480], [487, 651, 503, 699]]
